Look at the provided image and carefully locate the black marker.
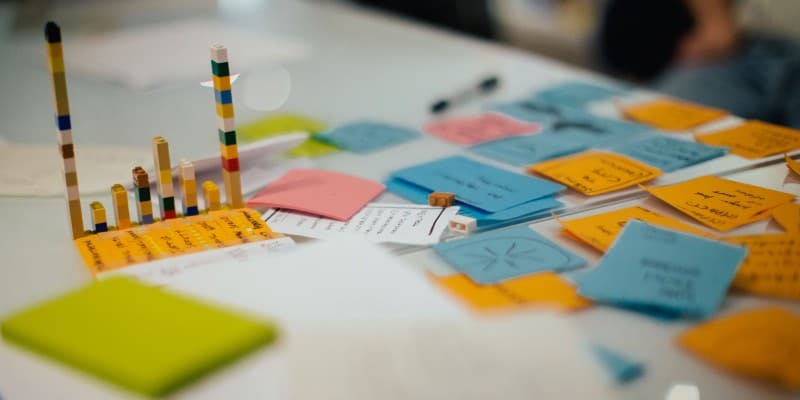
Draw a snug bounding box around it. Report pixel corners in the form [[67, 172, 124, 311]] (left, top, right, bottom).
[[431, 75, 500, 114]]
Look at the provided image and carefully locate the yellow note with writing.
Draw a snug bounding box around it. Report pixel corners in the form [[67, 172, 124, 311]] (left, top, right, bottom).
[[695, 121, 800, 159], [527, 151, 661, 196], [773, 202, 800, 233], [678, 307, 800, 390], [725, 233, 800, 300], [558, 206, 715, 252], [643, 175, 796, 231], [622, 98, 728, 131], [433, 272, 591, 313], [787, 154, 800, 177]]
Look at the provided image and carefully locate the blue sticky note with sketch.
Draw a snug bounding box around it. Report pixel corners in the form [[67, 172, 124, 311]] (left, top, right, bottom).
[[471, 134, 588, 166], [486, 100, 566, 125], [434, 225, 586, 284], [539, 113, 650, 148], [385, 178, 562, 226], [611, 136, 727, 172], [317, 121, 418, 153], [533, 81, 629, 108], [590, 344, 645, 385], [390, 156, 564, 213], [577, 220, 746, 318]]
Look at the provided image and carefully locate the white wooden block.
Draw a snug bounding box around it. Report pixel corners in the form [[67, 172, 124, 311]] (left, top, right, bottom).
[[448, 215, 476, 233], [210, 44, 228, 63]]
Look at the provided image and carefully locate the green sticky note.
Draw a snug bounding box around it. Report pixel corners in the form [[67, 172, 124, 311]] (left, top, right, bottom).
[[238, 113, 338, 158], [1, 277, 277, 397]]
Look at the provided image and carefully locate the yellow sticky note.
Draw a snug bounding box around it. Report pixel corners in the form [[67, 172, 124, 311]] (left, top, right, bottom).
[[622, 98, 728, 131], [287, 138, 340, 158], [433, 272, 591, 313], [695, 121, 800, 159], [773, 202, 800, 233], [238, 113, 339, 158], [678, 307, 800, 390], [559, 206, 715, 252], [643, 175, 796, 231], [725, 233, 800, 300], [528, 151, 662, 196], [787, 154, 800, 177]]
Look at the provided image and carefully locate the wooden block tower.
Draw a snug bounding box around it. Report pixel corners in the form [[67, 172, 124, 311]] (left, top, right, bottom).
[[210, 44, 243, 208]]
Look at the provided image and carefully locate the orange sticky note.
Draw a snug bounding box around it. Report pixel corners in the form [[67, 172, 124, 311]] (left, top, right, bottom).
[[622, 98, 728, 131], [695, 121, 800, 159], [773, 202, 800, 233], [643, 175, 796, 231], [527, 151, 661, 196], [558, 206, 714, 252], [787, 154, 800, 177], [433, 272, 591, 313], [678, 307, 800, 390], [725, 233, 800, 300], [246, 169, 385, 221]]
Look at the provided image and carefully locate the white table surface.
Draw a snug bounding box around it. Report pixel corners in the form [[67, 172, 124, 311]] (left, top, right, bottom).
[[0, 1, 798, 399]]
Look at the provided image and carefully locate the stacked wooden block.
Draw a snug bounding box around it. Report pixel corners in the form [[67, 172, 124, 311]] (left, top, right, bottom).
[[210, 44, 243, 209]]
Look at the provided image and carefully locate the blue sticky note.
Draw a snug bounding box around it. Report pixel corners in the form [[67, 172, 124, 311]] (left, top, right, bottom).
[[317, 121, 418, 153], [390, 156, 564, 213], [470, 134, 588, 166], [577, 220, 747, 318], [486, 100, 566, 124], [591, 344, 645, 385], [539, 112, 650, 148], [611, 136, 727, 172], [533, 81, 628, 108], [434, 225, 586, 284]]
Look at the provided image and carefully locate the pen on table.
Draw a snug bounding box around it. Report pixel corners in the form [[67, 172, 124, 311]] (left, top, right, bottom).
[[430, 75, 500, 114]]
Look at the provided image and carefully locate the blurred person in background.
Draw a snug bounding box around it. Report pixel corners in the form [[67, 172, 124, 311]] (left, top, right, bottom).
[[598, 0, 800, 128]]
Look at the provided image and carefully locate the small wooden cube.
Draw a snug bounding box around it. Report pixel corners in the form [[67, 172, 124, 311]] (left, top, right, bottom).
[[428, 192, 455, 207], [449, 215, 476, 233]]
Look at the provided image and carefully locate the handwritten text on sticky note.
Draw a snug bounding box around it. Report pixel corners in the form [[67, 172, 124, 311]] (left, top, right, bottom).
[[725, 234, 800, 300], [622, 98, 728, 131], [695, 121, 800, 159]]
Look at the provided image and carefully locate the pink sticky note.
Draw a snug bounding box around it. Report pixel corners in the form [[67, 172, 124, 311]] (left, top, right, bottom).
[[247, 169, 385, 221], [424, 112, 541, 145]]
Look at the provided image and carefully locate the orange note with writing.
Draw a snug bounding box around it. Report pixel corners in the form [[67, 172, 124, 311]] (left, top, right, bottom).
[[725, 233, 800, 300], [527, 151, 661, 196], [695, 121, 800, 159], [643, 175, 795, 231], [787, 154, 800, 177], [622, 98, 728, 131], [678, 307, 800, 390], [558, 206, 714, 252], [772, 202, 800, 233], [433, 272, 591, 313]]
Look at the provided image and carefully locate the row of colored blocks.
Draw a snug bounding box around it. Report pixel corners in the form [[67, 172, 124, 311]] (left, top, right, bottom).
[[89, 169, 222, 233], [211, 44, 243, 209]]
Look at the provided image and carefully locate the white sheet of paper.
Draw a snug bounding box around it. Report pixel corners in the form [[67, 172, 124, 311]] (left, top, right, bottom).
[[0, 143, 151, 197], [97, 236, 296, 285], [61, 18, 308, 89], [261, 204, 459, 245]]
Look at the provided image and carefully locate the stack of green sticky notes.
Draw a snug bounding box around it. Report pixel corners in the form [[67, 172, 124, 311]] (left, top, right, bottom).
[[1, 277, 278, 397]]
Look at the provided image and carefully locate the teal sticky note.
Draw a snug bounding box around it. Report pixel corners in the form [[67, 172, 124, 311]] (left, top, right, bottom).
[[611, 135, 727, 172], [317, 121, 418, 153], [486, 100, 565, 124], [577, 220, 747, 318], [470, 134, 588, 166], [539, 113, 650, 148], [533, 81, 629, 108], [591, 344, 645, 384], [434, 225, 586, 284], [384, 178, 562, 226], [390, 156, 564, 213]]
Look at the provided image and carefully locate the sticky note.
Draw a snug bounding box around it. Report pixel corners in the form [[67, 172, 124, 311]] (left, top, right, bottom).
[[725, 233, 800, 300], [695, 120, 800, 159], [487, 100, 565, 124], [528, 151, 662, 196], [247, 169, 385, 221], [622, 98, 728, 131], [772, 202, 800, 233], [433, 272, 591, 312], [590, 344, 645, 385], [533, 81, 628, 108], [539, 113, 648, 148], [577, 220, 747, 317], [643, 175, 796, 231], [678, 307, 800, 390], [558, 206, 715, 252], [0, 277, 277, 397], [424, 112, 541, 145], [391, 156, 564, 213], [434, 225, 586, 284], [787, 154, 800, 176], [238, 113, 339, 157], [611, 135, 727, 172], [317, 121, 418, 153], [470, 134, 587, 166]]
